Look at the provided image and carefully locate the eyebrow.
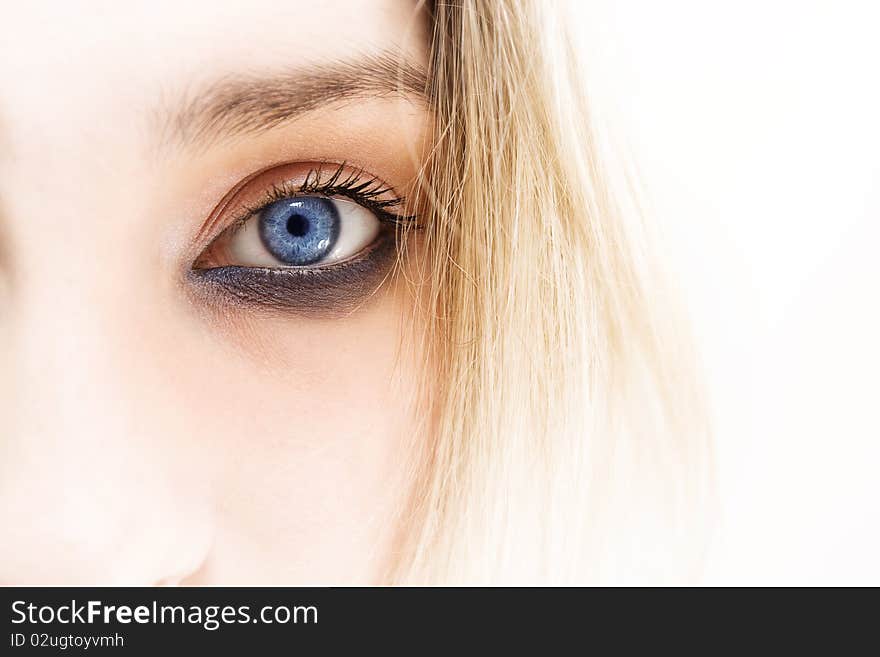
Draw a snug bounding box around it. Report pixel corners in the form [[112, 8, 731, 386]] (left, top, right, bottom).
[[156, 52, 429, 149]]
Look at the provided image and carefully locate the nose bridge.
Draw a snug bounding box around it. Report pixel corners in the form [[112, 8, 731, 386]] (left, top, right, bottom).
[[7, 256, 146, 443], [0, 265, 213, 585]]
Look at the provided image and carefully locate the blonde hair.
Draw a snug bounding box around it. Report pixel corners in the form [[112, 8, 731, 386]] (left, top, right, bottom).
[[390, 0, 713, 584]]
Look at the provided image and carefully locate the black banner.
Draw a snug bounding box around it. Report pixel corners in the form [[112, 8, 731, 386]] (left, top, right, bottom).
[[3, 586, 863, 652]]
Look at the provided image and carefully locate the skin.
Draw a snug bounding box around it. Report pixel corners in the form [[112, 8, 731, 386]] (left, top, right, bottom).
[[0, 0, 431, 584]]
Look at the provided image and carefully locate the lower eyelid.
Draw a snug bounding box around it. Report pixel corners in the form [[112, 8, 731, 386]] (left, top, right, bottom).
[[186, 231, 399, 317]]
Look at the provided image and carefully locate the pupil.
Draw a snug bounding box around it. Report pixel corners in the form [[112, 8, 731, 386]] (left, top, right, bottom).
[[286, 214, 310, 237]]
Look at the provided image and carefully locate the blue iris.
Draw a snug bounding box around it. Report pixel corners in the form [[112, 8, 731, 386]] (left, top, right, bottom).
[[258, 196, 340, 266]]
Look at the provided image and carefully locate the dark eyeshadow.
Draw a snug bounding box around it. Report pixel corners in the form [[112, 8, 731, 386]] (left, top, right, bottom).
[[187, 233, 399, 318]]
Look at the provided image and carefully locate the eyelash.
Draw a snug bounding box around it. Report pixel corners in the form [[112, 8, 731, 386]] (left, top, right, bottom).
[[222, 161, 417, 241]]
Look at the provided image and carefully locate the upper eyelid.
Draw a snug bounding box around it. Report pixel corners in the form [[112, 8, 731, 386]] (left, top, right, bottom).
[[196, 161, 416, 249], [233, 176, 413, 234], [272, 163, 413, 218]]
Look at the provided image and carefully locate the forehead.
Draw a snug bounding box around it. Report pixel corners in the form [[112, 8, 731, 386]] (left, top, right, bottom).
[[0, 0, 427, 137]]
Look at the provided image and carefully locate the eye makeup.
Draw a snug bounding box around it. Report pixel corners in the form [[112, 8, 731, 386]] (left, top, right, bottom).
[[188, 161, 417, 317], [190, 235, 400, 315]]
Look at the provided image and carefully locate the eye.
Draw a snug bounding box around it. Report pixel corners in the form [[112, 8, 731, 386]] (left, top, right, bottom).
[[193, 162, 417, 274], [227, 195, 380, 268], [189, 162, 418, 315]]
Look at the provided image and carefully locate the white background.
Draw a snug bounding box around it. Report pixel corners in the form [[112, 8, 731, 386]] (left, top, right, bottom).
[[573, 0, 880, 584]]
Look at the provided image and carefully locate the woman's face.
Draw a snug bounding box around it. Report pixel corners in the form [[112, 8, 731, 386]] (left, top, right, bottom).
[[0, 1, 431, 584]]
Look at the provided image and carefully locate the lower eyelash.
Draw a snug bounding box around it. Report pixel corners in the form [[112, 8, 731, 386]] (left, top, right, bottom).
[[187, 229, 399, 317]]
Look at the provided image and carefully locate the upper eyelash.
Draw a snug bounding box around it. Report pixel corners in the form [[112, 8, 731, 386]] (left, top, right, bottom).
[[299, 162, 415, 220], [226, 161, 418, 237]]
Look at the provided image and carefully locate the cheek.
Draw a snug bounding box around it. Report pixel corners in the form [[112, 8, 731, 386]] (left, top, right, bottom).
[[179, 287, 423, 583]]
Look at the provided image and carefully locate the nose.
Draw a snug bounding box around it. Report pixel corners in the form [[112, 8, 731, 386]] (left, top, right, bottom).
[[0, 279, 214, 585]]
